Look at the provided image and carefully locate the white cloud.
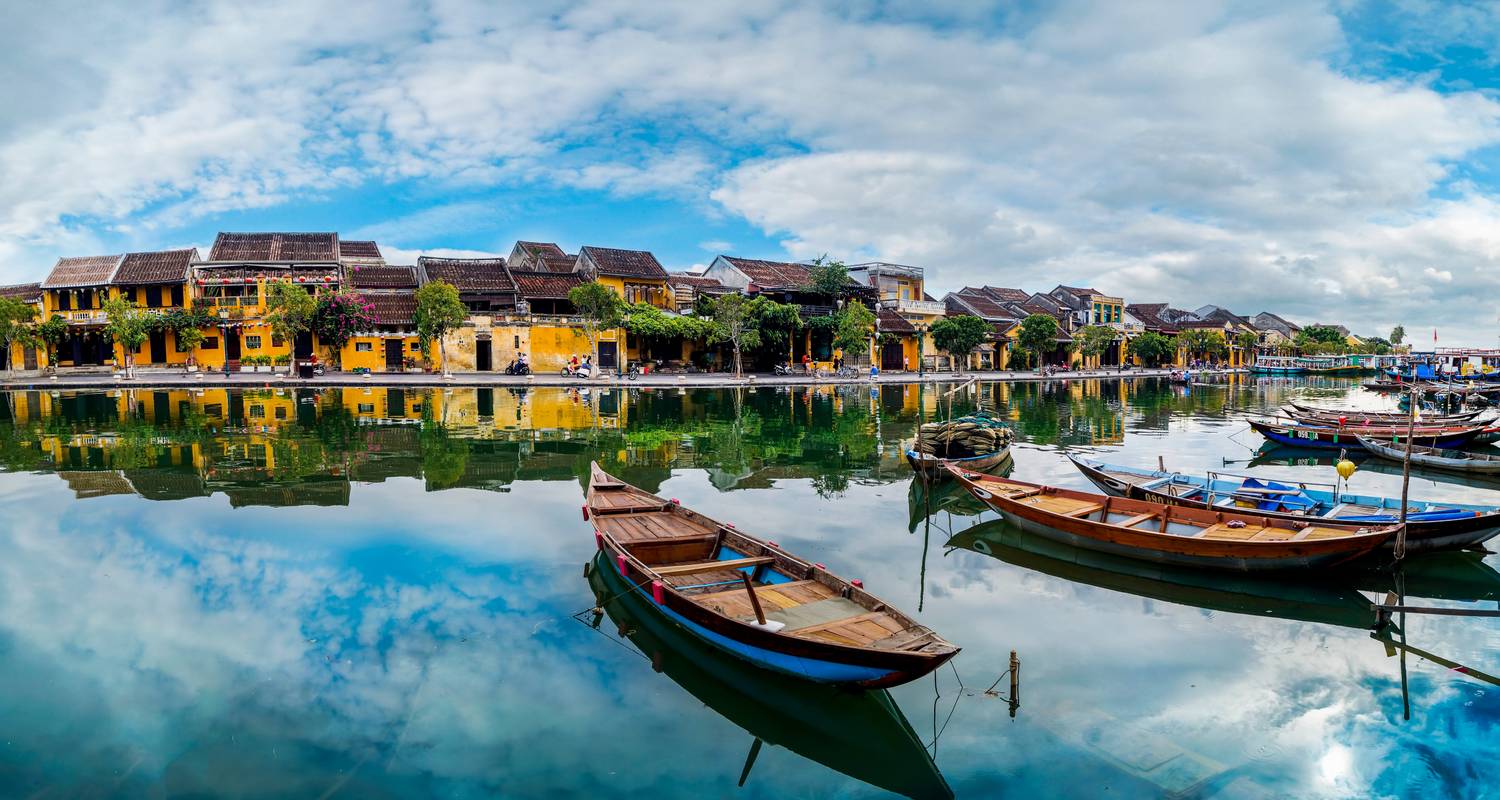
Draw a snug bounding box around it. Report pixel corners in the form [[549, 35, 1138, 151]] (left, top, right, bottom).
[[1423, 266, 1454, 282], [1, 0, 1498, 340]]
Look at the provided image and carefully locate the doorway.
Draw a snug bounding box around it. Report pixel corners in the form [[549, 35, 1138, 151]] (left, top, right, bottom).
[[226, 332, 242, 363], [149, 330, 168, 364], [385, 339, 404, 371], [476, 338, 492, 371], [881, 340, 904, 371], [597, 341, 618, 370], [294, 332, 313, 360]]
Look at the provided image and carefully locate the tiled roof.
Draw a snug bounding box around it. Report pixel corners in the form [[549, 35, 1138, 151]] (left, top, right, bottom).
[[980, 286, 1031, 303], [517, 241, 567, 260], [366, 292, 417, 326], [418, 257, 516, 292], [113, 249, 198, 285], [348, 264, 418, 289], [946, 289, 1011, 320], [1198, 308, 1255, 329], [537, 254, 576, 273], [876, 308, 917, 334], [1126, 303, 1179, 332], [208, 232, 340, 262], [511, 270, 587, 300], [0, 283, 42, 303], [43, 254, 121, 288], [721, 256, 810, 290], [1053, 285, 1102, 299], [580, 246, 668, 280], [339, 240, 383, 260], [667, 273, 724, 289]]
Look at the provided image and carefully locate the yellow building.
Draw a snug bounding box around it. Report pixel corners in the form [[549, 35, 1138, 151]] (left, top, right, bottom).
[[1, 282, 46, 373], [850, 262, 948, 372], [341, 265, 422, 373]]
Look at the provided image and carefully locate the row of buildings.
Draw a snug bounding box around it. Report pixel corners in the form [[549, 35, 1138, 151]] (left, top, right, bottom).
[[0, 230, 1343, 376]]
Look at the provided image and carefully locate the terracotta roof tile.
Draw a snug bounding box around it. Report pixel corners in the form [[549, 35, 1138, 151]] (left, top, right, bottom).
[[945, 289, 1010, 320], [580, 246, 668, 279], [511, 270, 587, 300], [113, 249, 198, 285], [418, 257, 516, 292], [517, 241, 567, 260], [537, 254, 577, 273], [208, 232, 340, 262], [667, 273, 724, 289], [339, 240, 383, 260], [0, 283, 42, 303], [877, 308, 917, 334], [43, 255, 121, 288], [348, 264, 418, 289], [366, 291, 417, 326], [721, 256, 810, 290]]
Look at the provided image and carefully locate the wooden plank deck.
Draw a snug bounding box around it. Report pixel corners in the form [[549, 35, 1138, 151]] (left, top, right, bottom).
[[594, 510, 714, 544]]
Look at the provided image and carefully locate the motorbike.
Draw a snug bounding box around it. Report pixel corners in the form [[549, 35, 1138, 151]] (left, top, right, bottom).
[[561, 364, 593, 378], [773, 363, 795, 376], [505, 360, 531, 376]]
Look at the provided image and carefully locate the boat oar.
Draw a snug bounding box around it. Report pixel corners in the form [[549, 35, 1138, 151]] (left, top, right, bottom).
[[740, 573, 768, 625], [737, 737, 764, 787]]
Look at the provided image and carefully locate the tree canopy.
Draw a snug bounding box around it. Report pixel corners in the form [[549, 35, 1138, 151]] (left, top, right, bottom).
[[312, 292, 376, 366], [1127, 331, 1175, 367], [102, 295, 150, 376], [929, 314, 990, 373], [265, 281, 317, 353], [1017, 314, 1060, 370], [832, 302, 875, 357], [622, 303, 716, 341], [1178, 328, 1228, 359], [568, 282, 625, 369], [0, 297, 37, 370], [1075, 325, 1117, 361], [1389, 325, 1405, 346], [1296, 325, 1347, 347], [415, 281, 468, 374], [804, 256, 851, 300]]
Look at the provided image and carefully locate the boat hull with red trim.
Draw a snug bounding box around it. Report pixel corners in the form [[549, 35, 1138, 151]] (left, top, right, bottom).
[[1248, 419, 1482, 450]]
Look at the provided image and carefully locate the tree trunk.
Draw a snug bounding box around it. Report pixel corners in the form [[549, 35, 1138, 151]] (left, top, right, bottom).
[[734, 342, 742, 378], [439, 336, 449, 376]]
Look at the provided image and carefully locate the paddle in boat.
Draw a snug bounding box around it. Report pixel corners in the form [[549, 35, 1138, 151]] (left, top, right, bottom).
[[1069, 455, 1500, 552], [905, 413, 1014, 479], [1355, 436, 1500, 476], [585, 462, 958, 688], [1248, 418, 1486, 450], [944, 465, 1393, 572]]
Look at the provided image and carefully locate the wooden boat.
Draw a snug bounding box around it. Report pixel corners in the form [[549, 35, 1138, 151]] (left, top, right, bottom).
[[586, 553, 954, 800], [1284, 402, 1487, 425], [907, 454, 1010, 532], [1247, 418, 1484, 449], [585, 463, 958, 688], [944, 466, 1393, 571], [906, 415, 1013, 479], [1356, 436, 1500, 475], [1069, 456, 1500, 552]]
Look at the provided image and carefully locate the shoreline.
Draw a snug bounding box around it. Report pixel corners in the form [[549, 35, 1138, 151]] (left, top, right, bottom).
[[0, 366, 1246, 391]]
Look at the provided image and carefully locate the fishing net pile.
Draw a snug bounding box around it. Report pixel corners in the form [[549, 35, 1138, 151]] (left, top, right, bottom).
[[916, 413, 1014, 458]]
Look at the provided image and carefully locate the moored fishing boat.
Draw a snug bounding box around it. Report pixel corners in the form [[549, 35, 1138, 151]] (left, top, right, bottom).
[[1285, 401, 1486, 425], [945, 466, 1393, 571], [1247, 418, 1485, 449], [585, 463, 958, 688], [1355, 436, 1500, 475], [586, 553, 955, 800], [1069, 456, 1500, 552], [906, 413, 1013, 479]]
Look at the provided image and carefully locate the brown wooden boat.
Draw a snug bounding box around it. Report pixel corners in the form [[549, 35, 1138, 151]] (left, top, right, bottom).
[[1248, 418, 1486, 449], [585, 463, 958, 688], [945, 465, 1393, 572], [1286, 402, 1486, 425]]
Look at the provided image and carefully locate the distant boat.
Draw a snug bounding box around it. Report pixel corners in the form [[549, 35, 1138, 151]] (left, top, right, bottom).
[[1247, 418, 1486, 449], [1069, 455, 1500, 552], [945, 466, 1392, 572], [1249, 356, 1305, 375], [1285, 401, 1487, 425], [1356, 436, 1500, 476], [906, 414, 1013, 479], [586, 552, 954, 800], [585, 462, 958, 688]]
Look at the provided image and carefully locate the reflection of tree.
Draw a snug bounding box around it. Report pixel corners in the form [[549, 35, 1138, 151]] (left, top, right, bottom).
[[420, 416, 471, 489]]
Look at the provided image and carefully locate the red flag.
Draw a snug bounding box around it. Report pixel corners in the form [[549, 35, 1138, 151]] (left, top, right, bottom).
[[1433, 328, 1438, 343]]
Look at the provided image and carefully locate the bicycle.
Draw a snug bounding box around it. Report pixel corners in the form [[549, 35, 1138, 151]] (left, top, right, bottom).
[[834, 365, 860, 379]]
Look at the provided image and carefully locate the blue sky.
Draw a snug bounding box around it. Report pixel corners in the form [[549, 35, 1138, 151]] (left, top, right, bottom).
[[2, 1, 1499, 343]]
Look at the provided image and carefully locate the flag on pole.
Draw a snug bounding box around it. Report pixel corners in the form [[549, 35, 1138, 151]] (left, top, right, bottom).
[[1434, 328, 1438, 343]]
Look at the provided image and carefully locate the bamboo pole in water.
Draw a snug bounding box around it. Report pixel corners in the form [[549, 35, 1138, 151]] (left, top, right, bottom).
[[1396, 387, 1417, 560]]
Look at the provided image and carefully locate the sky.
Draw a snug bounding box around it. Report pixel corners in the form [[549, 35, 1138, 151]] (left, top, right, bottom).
[[1, 0, 1499, 344]]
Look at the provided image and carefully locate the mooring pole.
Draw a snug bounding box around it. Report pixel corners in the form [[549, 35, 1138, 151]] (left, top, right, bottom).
[[1395, 387, 1418, 560], [1009, 650, 1020, 718]]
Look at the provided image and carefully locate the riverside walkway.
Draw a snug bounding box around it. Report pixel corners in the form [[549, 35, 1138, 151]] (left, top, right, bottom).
[[0, 366, 1241, 391]]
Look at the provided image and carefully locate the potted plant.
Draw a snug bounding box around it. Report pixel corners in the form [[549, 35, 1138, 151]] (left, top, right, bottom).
[[273, 353, 292, 373]]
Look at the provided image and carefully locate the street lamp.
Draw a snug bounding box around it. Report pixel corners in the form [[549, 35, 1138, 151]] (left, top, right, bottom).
[[218, 308, 231, 377]]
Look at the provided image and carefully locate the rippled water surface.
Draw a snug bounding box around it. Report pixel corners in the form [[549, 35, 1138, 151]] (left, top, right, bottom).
[[0, 377, 1496, 798]]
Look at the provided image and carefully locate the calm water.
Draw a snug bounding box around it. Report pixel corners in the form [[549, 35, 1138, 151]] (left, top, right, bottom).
[[0, 378, 1496, 798]]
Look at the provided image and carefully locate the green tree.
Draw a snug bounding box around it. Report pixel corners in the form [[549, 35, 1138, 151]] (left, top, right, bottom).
[[1127, 331, 1175, 367], [1234, 330, 1259, 365], [415, 281, 468, 376], [265, 281, 317, 371], [567, 281, 624, 374], [1017, 314, 1060, 373], [35, 314, 68, 368], [1178, 329, 1228, 361], [703, 293, 759, 377], [0, 297, 37, 372], [102, 295, 150, 378], [804, 256, 851, 301], [1295, 325, 1347, 351], [833, 301, 876, 359], [162, 307, 212, 370], [929, 314, 990, 374], [1075, 325, 1117, 365], [1390, 324, 1405, 347]]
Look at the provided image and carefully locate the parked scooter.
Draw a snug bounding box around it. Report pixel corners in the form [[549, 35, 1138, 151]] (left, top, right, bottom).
[[773, 363, 795, 376]]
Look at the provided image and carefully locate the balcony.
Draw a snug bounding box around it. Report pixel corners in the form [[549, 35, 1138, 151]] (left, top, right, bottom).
[[59, 309, 107, 324], [850, 261, 924, 280]]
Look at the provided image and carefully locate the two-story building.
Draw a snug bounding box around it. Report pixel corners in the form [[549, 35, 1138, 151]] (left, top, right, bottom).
[[342, 264, 421, 374], [41, 254, 124, 368], [112, 248, 198, 367], [1, 283, 45, 373], [848, 262, 946, 372], [1049, 285, 1128, 367]]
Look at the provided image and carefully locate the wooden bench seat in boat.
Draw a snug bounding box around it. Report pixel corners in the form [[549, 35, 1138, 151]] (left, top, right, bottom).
[[687, 579, 914, 647], [593, 511, 716, 544], [651, 556, 774, 576]]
